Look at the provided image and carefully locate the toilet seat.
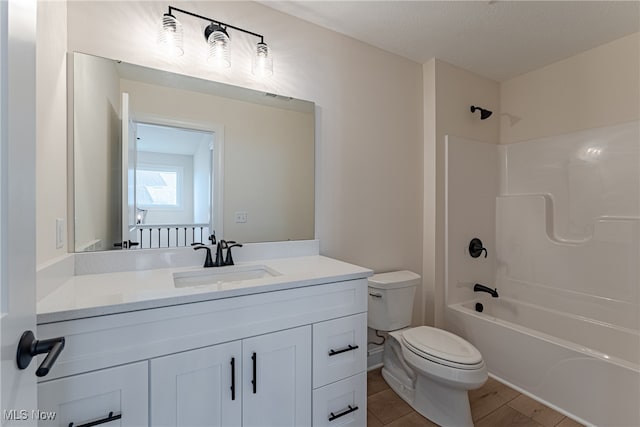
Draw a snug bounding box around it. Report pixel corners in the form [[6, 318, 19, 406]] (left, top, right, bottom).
[[401, 327, 484, 370]]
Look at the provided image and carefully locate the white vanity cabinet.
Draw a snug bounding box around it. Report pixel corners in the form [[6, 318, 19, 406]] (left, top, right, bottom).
[[36, 276, 368, 427], [150, 326, 311, 427]]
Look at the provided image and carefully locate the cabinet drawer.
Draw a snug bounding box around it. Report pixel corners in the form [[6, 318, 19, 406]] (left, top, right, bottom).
[[312, 372, 366, 427], [312, 313, 366, 388], [38, 361, 148, 426]]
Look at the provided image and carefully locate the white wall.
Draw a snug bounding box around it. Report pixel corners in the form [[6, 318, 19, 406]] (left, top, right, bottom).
[[445, 136, 498, 306], [36, 0, 67, 264], [73, 53, 121, 251], [193, 139, 211, 225], [501, 32, 640, 144], [423, 59, 500, 326], [421, 60, 436, 327]]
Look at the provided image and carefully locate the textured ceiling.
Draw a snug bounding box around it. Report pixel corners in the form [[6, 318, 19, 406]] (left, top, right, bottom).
[[260, 1, 640, 81]]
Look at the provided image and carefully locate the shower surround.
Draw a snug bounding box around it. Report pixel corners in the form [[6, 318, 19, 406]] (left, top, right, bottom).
[[444, 121, 640, 426]]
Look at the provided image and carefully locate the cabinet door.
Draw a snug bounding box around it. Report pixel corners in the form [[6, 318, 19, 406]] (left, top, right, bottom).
[[38, 361, 148, 426], [150, 340, 241, 427], [243, 326, 312, 427]]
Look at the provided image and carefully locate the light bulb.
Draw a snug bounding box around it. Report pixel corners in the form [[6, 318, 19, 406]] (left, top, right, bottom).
[[252, 42, 273, 77], [206, 24, 231, 68], [158, 13, 184, 57]]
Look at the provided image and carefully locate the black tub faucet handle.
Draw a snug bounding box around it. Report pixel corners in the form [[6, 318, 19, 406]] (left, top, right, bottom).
[[469, 238, 488, 258]]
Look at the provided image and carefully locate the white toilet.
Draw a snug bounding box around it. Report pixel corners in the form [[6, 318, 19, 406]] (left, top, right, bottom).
[[368, 271, 487, 427]]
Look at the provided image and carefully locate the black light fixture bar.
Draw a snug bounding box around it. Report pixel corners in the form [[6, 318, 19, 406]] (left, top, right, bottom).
[[168, 5, 265, 43]]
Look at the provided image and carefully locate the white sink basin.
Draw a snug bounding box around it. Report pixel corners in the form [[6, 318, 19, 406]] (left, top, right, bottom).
[[173, 265, 280, 288]]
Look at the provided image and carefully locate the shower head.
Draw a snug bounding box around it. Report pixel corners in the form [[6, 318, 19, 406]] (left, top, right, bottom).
[[470, 105, 493, 120]]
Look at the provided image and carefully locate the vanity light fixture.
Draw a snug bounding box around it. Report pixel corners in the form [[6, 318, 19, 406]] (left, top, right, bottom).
[[158, 5, 273, 76]]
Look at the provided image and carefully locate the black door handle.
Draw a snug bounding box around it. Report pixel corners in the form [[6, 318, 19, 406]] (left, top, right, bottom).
[[16, 330, 65, 377], [113, 240, 139, 249]]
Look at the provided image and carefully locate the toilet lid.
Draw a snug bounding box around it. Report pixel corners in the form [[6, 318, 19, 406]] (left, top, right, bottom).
[[402, 326, 483, 369]]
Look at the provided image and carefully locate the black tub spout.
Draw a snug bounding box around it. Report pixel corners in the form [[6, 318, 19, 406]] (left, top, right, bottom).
[[474, 283, 499, 298]]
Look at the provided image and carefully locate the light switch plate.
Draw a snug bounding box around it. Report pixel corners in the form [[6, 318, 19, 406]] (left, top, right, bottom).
[[56, 218, 65, 249], [234, 211, 248, 223]]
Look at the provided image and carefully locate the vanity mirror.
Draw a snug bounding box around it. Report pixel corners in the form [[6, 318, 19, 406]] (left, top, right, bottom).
[[71, 52, 315, 252]]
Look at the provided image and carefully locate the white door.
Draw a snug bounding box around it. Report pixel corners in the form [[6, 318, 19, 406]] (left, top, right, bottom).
[[120, 92, 138, 248], [243, 326, 312, 427], [150, 340, 241, 427], [0, 0, 39, 421]]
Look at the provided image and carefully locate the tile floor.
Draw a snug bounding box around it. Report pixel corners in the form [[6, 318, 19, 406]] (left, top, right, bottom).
[[367, 368, 585, 427]]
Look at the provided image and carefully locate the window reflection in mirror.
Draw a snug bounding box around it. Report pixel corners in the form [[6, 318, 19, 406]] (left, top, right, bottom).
[[72, 52, 315, 252]]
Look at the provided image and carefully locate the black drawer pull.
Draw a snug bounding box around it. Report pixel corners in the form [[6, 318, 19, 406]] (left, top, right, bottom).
[[230, 357, 236, 400], [68, 411, 121, 427], [251, 352, 257, 394], [328, 344, 359, 356], [328, 405, 359, 421]]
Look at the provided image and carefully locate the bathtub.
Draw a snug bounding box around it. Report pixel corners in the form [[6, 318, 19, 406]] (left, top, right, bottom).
[[447, 298, 640, 427]]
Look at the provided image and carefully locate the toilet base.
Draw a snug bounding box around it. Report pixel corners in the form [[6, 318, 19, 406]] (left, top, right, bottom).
[[381, 331, 483, 427], [380, 365, 416, 404], [382, 366, 474, 427]]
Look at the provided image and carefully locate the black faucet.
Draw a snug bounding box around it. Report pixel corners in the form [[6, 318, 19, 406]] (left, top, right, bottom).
[[214, 240, 226, 267], [193, 245, 215, 268], [194, 236, 243, 268], [474, 283, 499, 298], [215, 240, 244, 266], [224, 242, 243, 265]]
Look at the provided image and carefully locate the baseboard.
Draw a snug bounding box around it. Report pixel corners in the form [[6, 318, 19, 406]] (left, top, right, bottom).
[[368, 345, 384, 370]]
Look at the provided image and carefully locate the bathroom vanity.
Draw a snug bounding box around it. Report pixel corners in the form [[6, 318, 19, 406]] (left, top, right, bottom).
[[36, 249, 371, 427], [35, 48, 367, 426]]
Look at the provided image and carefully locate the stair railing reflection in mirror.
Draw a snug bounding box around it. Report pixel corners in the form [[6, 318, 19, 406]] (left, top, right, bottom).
[[133, 223, 210, 249]]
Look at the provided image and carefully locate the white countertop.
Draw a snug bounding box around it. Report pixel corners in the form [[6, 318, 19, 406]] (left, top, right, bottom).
[[37, 255, 373, 324]]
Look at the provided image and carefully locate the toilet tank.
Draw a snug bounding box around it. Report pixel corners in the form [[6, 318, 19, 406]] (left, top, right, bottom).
[[368, 270, 421, 331]]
